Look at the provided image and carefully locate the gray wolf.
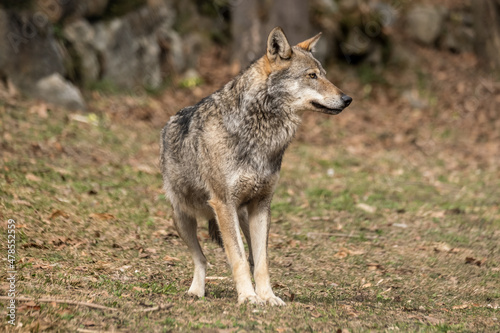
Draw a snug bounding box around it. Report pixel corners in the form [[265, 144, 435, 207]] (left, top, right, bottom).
[[160, 27, 352, 306]]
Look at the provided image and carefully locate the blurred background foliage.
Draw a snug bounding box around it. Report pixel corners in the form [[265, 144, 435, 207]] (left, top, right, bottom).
[[0, 0, 498, 110]]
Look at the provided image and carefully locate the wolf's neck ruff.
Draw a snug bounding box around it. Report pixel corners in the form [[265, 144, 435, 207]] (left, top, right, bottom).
[[214, 58, 301, 173]]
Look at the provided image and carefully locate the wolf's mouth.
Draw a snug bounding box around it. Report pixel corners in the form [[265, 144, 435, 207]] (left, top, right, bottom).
[[310, 101, 343, 115]]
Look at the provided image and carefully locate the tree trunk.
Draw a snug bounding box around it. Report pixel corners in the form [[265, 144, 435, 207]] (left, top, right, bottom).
[[231, 0, 311, 68], [473, 0, 500, 71], [266, 0, 310, 45], [231, 0, 263, 68]]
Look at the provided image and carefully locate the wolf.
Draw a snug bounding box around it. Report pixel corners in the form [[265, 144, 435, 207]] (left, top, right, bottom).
[[160, 27, 352, 306]]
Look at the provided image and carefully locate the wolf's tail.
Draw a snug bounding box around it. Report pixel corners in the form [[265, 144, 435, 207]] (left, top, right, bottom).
[[208, 219, 224, 248]]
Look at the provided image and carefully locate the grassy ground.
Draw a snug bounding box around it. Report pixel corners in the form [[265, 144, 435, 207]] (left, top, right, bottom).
[[1, 50, 499, 332]]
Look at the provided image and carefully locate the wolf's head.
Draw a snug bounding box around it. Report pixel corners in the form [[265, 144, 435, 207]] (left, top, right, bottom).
[[264, 27, 352, 115]]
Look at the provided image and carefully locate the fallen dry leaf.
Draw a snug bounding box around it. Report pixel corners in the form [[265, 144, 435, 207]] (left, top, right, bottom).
[[22, 239, 45, 249], [311, 311, 322, 318], [25, 173, 41, 182], [341, 304, 358, 318], [452, 304, 469, 310], [29, 103, 48, 118], [356, 203, 377, 213], [51, 236, 71, 246], [11, 199, 31, 206], [49, 210, 69, 220], [133, 164, 156, 174], [311, 216, 331, 221], [334, 250, 349, 259], [434, 242, 451, 253], [3, 132, 13, 142], [145, 248, 157, 254], [465, 257, 485, 266], [348, 248, 365, 255], [423, 315, 443, 325], [89, 213, 116, 221], [18, 301, 41, 312], [429, 211, 446, 218], [164, 255, 181, 262], [367, 263, 383, 271], [380, 287, 392, 294], [284, 291, 295, 302], [50, 165, 71, 175]]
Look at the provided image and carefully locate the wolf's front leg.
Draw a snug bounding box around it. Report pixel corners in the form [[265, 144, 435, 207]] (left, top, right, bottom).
[[249, 198, 286, 306], [208, 198, 262, 305]]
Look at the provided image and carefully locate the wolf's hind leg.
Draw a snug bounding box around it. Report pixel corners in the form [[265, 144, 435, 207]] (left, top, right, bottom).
[[238, 207, 254, 273], [173, 207, 207, 298]]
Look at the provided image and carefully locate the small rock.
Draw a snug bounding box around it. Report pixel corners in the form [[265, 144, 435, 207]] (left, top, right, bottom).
[[158, 29, 186, 74], [441, 24, 475, 54], [406, 5, 447, 45], [63, 19, 100, 85], [88, 3, 173, 90], [370, 2, 398, 27], [0, 9, 65, 91], [34, 73, 86, 110], [80, 0, 110, 18]]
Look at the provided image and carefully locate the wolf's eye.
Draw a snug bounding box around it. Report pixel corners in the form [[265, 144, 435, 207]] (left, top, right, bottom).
[[308, 73, 317, 79]]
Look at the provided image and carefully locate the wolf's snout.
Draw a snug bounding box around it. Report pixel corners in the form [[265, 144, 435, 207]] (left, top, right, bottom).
[[341, 94, 353, 107]]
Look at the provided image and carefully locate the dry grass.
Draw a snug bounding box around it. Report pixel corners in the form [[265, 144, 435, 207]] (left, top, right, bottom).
[[1, 45, 499, 332]]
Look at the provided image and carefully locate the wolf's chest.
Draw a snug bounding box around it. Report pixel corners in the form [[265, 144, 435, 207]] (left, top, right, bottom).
[[230, 172, 279, 205]]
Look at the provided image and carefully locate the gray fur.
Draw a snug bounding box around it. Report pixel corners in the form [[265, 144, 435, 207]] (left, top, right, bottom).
[[160, 27, 352, 305]]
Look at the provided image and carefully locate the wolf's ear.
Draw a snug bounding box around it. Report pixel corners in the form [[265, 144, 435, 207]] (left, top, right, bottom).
[[297, 32, 322, 52], [267, 27, 292, 62]]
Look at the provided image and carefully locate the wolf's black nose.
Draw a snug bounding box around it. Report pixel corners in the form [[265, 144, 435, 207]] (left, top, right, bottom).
[[342, 94, 352, 107]]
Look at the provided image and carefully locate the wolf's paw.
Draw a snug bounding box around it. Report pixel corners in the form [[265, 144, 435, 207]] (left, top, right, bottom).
[[186, 288, 205, 298], [238, 294, 265, 305], [265, 295, 286, 306]]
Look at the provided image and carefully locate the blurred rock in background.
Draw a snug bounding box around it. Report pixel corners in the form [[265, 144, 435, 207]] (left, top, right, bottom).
[[0, 0, 492, 110], [406, 5, 447, 46]]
